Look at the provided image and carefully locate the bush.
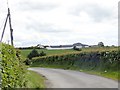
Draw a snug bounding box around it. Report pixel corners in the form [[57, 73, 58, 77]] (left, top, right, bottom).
[[26, 49, 46, 65], [27, 49, 40, 59], [39, 51, 46, 56], [98, 42, 104, 47], [1, 43, 27, 88], [24, 58, 32, 65]]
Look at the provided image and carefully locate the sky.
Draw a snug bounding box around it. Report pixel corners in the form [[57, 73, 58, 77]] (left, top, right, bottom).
[[0, 0, 119, 47]]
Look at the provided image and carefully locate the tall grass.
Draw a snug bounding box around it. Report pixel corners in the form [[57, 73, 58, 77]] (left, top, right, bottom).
[[25, 70, 46, 88]]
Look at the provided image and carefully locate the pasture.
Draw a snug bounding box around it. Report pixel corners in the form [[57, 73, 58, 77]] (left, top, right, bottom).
[[20, 46, 118, 58], [20, 49, 79, 58]]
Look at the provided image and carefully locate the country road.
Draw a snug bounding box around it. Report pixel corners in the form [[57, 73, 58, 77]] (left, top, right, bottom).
[[28, 68, 118, 88]]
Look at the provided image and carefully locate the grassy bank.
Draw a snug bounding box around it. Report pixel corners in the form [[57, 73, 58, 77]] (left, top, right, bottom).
[[84, 70, 118, 80], [25, 70, 46, 88], [30, 64, 119, 81]]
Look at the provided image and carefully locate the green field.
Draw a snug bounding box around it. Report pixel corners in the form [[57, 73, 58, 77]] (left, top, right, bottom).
[[20, 49, 79, 58], [20, 47, 118, 58]]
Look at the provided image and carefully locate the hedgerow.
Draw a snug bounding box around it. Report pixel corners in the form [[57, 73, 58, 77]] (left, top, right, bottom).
[[31, 49, 119, 72], [0, 43, 27, 89]]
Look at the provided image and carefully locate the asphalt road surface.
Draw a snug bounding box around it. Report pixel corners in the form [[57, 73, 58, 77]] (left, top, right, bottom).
[[28, 68, 118, 88]]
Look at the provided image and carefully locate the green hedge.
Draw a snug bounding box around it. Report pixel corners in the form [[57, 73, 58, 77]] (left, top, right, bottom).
[[32, 50, 119, 72], [0, 43, 27, 89]]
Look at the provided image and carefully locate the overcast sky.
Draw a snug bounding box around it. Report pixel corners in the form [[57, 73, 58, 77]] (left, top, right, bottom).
[[0, 0, 119, 47]]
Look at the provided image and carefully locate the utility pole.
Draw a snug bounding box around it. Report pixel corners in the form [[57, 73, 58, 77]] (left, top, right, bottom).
[[0, 3, 14, 46], [8, 8, 13, 46]]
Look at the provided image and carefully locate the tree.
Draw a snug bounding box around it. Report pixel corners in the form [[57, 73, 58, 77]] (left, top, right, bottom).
[[98, 42, 104, 47], [39, 51, 46, 56], [27, 49, 40, 59]]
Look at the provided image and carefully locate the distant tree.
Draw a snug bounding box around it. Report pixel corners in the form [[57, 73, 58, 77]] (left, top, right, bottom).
[[98, 42, 104, 47], [112, 45, 115, 47], [39, 51, 46, 56], [27, 49, 40, 59]]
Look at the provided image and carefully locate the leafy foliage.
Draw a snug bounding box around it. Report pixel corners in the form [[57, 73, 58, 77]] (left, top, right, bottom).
[[27, 49, 40, 59], [24, 58, 31, 65], [25, 49, 46, 65], [39, 51, 46, 56], [1, 43, 27, 89], [98, 42, 104, 47]]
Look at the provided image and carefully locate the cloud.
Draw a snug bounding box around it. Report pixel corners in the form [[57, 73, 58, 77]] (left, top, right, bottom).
[[0, 0, 118, 47], [16, 0, 59, 11], [70, 4, 114, 22], [25, 20, 69, 33]]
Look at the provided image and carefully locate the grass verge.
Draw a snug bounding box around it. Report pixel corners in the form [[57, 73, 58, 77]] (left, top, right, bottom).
[[80, 70, 119, 81], [25, 70, 46, 89]]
